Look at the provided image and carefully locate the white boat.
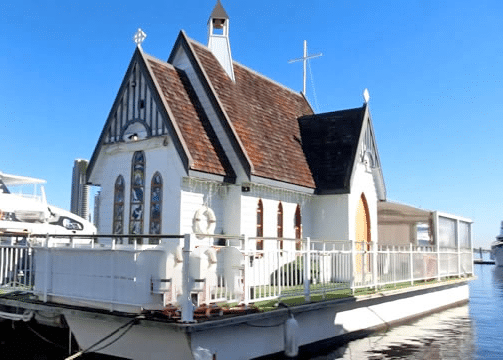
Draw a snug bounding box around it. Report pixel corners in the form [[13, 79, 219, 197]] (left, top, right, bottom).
[[490, 221, 503, 266], [0, 171, 96, 242]]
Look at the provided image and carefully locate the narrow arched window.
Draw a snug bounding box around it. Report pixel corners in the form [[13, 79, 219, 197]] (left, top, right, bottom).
[[295, 204, 302, 250], [256, 199, 263, 250], [129, 151, 145, 244], [112, 175, 125, 235], [149, 172, 162, 244], [277, 202, 283, 250]]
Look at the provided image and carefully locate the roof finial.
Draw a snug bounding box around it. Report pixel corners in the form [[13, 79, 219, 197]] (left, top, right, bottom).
[[133, 28, 147, 49], [363, 88, 370, 104]]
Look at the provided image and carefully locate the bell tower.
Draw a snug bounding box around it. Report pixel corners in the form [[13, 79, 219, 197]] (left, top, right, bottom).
[[207, 0, 235, 81]]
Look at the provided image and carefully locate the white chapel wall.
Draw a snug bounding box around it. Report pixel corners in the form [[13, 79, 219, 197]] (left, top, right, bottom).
[[307, 194, 350, 241], [239, 186, 309, 251], [90, 139, 186, 235], [179, 178, 241, 241]]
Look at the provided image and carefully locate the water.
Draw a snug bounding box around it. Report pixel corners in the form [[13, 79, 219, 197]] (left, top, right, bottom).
[[1, 260, 501, 359], [310, 259, 501, 360]]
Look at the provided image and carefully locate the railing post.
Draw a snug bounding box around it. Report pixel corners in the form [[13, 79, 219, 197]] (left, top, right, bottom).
[[304, 237, 311, 302], [372, 241, 378, 290], [243, 235, 251, 305], [350, 240, 355, 294], [409, 243, 414, 285], [437, 239, 441, 281], [392, 246, 396, 286], [181, 234, 194, 323], [456, 220, 461, 277], [43, 234, 50, 302]]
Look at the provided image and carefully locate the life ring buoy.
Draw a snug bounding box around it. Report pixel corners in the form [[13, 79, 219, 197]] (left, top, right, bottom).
[[192, 206, 216, 236]]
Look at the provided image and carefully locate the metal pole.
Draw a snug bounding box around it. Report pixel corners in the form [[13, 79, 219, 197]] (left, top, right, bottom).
[[304, 237, 311, 302], [181, 234, 194, 322], [243, 235, 250, 305], [410, 243, 414, 285], [43, 234, 50, 303], [456, 220, 461, 276], [372, 241, 378, 290], [303, 40, 307, 95]]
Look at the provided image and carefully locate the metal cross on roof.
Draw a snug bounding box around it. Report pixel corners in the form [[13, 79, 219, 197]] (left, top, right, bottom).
[[133, 28, 147, 48], [288, 40, 322, 95]]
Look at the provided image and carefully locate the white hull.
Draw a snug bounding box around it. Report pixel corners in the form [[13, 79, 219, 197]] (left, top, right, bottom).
[[491, 240, 503, 267], [63, 282, 469, 360]]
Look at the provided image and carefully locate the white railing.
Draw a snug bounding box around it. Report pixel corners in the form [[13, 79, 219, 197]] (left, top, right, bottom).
[[0, 240, 33, 293], [0, 233, 473, 321]]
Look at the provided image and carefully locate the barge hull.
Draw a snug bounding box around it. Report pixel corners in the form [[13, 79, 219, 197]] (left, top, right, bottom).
[[59, 280, 468, 359]]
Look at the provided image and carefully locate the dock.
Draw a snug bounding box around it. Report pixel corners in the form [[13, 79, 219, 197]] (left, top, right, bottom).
[[474, 258, 495, 265]]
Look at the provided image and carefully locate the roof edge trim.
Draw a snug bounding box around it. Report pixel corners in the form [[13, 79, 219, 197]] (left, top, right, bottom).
[[140, 49, 194, 172], [168, 31, 254, 177]]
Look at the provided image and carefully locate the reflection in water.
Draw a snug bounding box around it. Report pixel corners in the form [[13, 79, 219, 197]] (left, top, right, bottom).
[[306, 264, 503, 359], [316, 305, 474, 359], [492, 266, 503, 290]]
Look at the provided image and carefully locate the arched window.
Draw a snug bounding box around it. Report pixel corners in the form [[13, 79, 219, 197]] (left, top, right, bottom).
[[277, 202, 283, 250], [129, 151, 145, 244], [256, 199, 263, 250], [149, 172, 163, 244], [113, 175, 125, 235], [295, 204, 302, 250]]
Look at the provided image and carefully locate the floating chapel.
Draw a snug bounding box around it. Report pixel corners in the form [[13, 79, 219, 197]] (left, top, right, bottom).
[[87, 1, 386, 250]]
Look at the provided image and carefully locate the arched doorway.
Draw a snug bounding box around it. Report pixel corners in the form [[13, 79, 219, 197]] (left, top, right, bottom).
[[355, 193, 371, 275]]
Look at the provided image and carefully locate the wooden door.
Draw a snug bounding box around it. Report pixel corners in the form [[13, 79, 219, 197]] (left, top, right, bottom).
[[355, 194, 371, 274]]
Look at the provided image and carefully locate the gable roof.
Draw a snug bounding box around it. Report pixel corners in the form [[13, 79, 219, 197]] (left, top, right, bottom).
[[299, 105, 378, 194], [87, 48, 234, 182], [145, 54, 234, 179], [176, 36, 316, 188]]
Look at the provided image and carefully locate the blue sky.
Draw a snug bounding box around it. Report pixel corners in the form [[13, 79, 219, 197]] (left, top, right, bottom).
[[1, 0, 502, 247]]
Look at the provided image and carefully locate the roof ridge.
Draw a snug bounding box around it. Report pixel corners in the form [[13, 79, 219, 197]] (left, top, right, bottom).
[[142, 53, 176, 69], [188, 38, 306, 99]]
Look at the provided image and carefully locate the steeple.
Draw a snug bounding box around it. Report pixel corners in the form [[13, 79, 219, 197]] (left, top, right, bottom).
[[207, 1, 235, 81]]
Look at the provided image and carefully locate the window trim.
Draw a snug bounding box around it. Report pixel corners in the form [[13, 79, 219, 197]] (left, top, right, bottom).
[[112, 175, 125, 235], [129, 151, 145, 244], [256, 199, 264, 250]]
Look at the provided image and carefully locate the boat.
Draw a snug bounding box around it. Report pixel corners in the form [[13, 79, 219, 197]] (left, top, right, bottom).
[[491, 221, 503, 266], [0, 171, 96, 243]]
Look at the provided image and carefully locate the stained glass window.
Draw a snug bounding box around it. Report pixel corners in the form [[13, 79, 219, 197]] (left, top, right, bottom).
[[129, 151, 145, 244], [149, 172, 162, 244], [113, 175, 125, 235]]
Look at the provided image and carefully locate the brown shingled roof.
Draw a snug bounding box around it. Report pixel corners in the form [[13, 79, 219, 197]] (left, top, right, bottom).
[[146, 55, 234, 179], [189, 40, 316, 188]]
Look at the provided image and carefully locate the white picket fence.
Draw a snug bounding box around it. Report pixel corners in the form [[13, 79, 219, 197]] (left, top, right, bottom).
[[0, 234, 473, 316]]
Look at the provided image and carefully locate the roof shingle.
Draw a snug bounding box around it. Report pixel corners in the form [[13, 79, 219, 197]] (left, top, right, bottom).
[[147, 56, 234, 179], [189, 40, 316, 188]]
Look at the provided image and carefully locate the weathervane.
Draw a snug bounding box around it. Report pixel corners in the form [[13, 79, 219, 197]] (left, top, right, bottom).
[[288, 40, 322, 95], [133, 28, 147, 48]]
